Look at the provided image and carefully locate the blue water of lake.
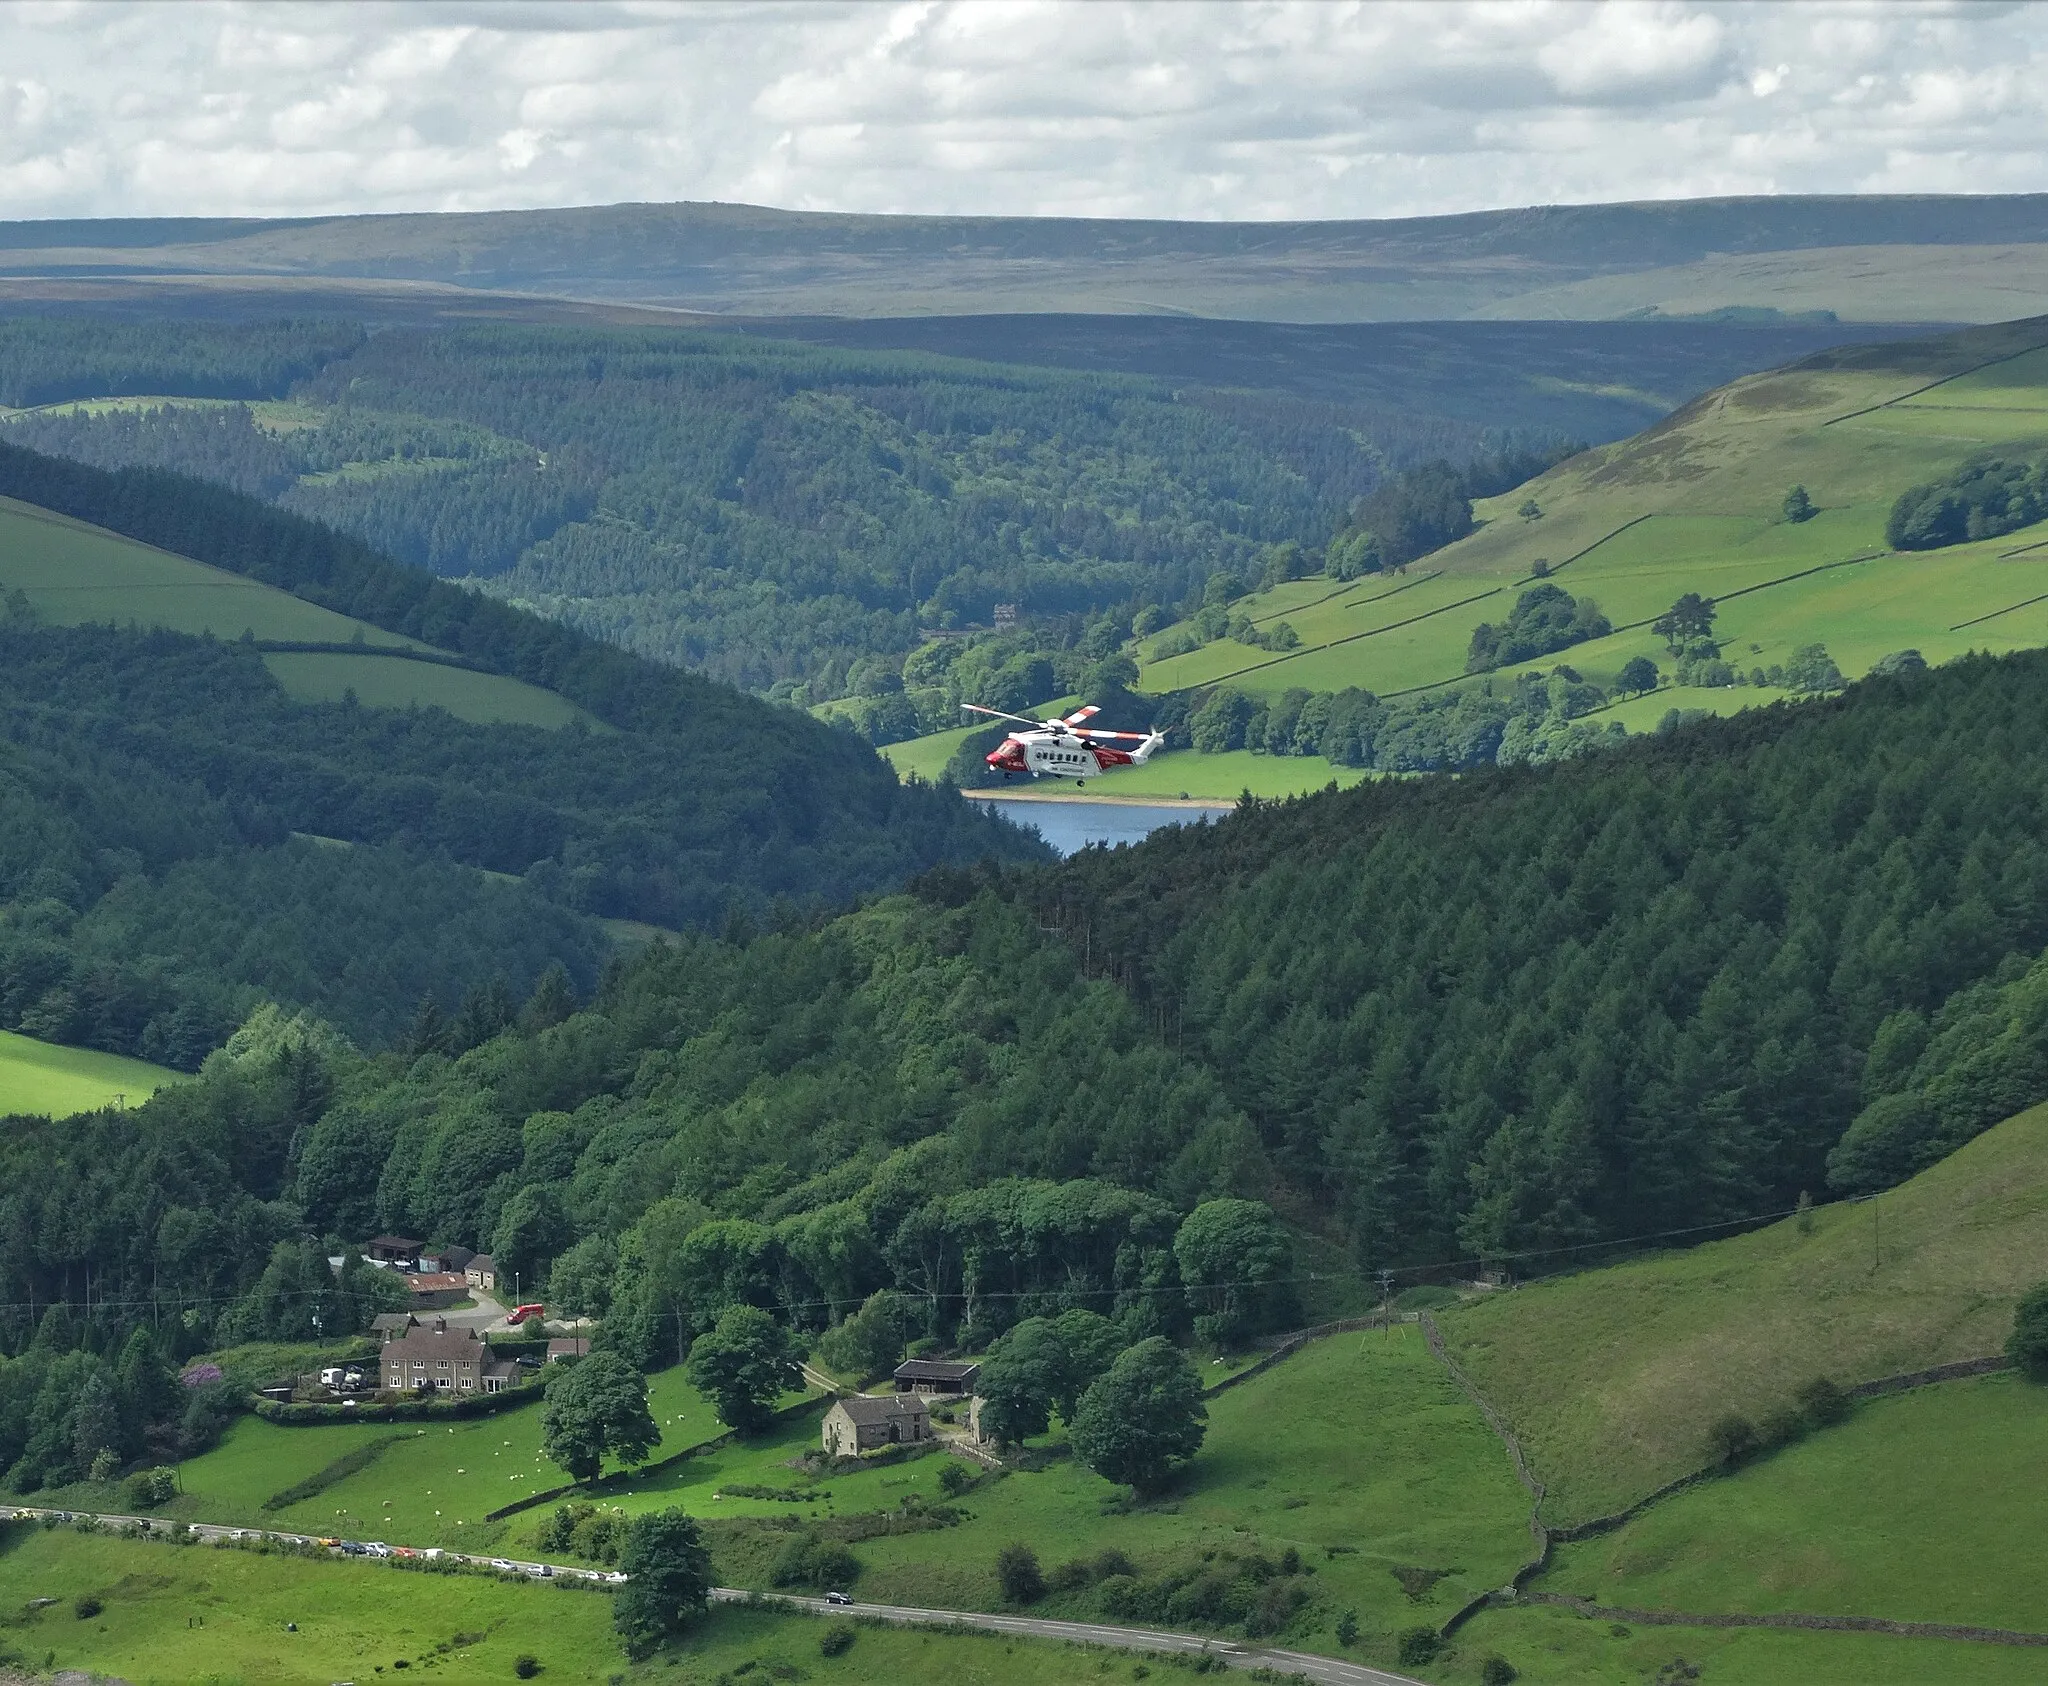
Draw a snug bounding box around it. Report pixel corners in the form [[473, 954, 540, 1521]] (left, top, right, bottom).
[[969, 798, 1227, 857]]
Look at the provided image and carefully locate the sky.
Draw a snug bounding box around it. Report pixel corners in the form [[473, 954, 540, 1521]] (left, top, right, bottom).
[[2, 0, 2045, 225]]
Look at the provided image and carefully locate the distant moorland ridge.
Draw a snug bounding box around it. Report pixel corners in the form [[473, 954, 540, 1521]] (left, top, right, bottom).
[[5, 193, 2048, 320]]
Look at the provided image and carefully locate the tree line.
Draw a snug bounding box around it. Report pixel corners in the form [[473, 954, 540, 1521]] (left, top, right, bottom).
[[0, 318, 364, 410]]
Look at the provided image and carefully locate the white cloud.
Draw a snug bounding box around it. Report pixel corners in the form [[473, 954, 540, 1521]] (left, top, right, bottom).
[[0, 0, 2041, 222]]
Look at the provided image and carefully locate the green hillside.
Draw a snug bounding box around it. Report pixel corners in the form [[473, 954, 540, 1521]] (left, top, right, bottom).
[[0, 494, 589, 728], [1441, 1101, 2048, 1525], [1540, 1370, 2048, 1632], [0, 1027, 178, 1119], [838, 315, 2048, 799], [1134, 316, 2048, 732]]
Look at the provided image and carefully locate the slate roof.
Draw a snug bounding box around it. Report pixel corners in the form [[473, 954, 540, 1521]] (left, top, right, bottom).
[[834, 1394, 929, 1426], [893, 1359, 981, 1383]]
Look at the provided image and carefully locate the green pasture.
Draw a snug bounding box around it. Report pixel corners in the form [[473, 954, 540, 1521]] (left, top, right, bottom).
[[573, 1327, 1528, 1665], [0, 1524, 630, 1684], [1544, 1371, 2048, 1633], [1452, 1599, 2048, 1686], [170, 1366, 740, 1550], [650, 1599, 1166, 1686], [982, 749, 1369, 803], [0, 495, 420, 646], [0, 495, 593, 728], [0, 1525, 1165, 1686], [1439, 1101, 2048, 1526], [0, 1029, 178, 1120], [262, 649, 592, 729]]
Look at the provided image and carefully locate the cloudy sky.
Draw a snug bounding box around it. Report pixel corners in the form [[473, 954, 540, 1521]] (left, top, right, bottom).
[[3, 1, 2045, 224]]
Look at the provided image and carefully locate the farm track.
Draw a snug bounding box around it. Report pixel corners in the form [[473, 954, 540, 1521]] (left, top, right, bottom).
[[0, 1504, 1429, 1686]]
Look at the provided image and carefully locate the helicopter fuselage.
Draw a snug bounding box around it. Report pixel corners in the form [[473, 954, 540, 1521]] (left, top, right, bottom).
[[987, 731, 1134, 780]]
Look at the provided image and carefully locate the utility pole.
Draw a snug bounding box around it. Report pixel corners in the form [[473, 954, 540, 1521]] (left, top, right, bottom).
[[1378, 1269, 1395, 1336]]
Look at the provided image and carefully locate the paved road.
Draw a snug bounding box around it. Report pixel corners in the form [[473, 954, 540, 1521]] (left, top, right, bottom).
[[0, 1506, 1427, 1686], [753, 1591, 1431, 1685]]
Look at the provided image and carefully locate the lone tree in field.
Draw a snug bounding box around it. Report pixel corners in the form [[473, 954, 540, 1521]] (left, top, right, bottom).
[[686, 1304, 800, 1434], [1070, 1337, 1207, 1495], [2008, 1280, 2048, 1379], [1652, 592, 1716, 651], [1617, 656, 1660, 697], [613, 1508, 712, 1656], [1783, 484, 1816, 523], [541, 1348, 660, 1481]]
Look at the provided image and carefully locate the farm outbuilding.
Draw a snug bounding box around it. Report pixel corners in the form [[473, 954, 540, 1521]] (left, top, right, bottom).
[[892, 1358, 980, 1397]]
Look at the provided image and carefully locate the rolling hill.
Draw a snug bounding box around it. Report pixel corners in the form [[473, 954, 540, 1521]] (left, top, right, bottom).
[[866, 312, 2048, 800], [1141, 314, 2048, 697], [0, 440, 1040, 1063], [1440, 1100, 2048, 1525], [3, 194, 2047, 321]]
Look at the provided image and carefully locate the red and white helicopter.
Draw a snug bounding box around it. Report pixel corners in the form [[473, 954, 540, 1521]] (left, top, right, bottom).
[[965, 703, 1166, 785]]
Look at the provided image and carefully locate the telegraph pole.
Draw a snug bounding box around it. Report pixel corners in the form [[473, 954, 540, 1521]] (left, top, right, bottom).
[[1378, 1268, 1395, 1336]]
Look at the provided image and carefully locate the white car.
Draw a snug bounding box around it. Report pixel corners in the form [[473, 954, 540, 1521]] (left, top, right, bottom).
[[490, 1558, 514, 1572], [604, 1571, 627, 1585], [365, 1543, 392, 1558]]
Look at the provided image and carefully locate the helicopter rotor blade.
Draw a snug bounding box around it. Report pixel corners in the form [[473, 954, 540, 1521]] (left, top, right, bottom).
[[961, 702, 1057, 732]]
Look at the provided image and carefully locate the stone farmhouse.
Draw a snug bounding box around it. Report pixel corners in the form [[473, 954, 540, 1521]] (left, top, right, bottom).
[[822, 1393, 931, 1456], [380, 1316, 518, 1395]]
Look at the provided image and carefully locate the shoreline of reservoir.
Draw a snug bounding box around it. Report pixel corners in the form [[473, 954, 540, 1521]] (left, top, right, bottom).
[[965, 789, 1236, 812]]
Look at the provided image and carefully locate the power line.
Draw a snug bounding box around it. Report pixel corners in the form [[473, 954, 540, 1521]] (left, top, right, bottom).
[[0, 1190, 1884, 1324]]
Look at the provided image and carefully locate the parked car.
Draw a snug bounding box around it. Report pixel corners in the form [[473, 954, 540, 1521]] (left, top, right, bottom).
[[365, 1542, 391, 1558], [604, 1571, 627, 1585], [824, 1591, 853, 1606], [490, 1558, 514, 1572]]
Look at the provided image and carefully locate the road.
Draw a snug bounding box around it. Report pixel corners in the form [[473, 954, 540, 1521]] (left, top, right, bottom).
[[0, 1506, 1429, 1686]]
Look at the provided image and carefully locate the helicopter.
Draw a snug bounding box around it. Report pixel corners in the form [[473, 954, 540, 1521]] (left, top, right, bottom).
[[964, 702, 1167, 785]]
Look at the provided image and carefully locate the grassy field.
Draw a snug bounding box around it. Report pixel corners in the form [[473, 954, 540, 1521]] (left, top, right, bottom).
[[262, 649, 591, 729], [1544, 1371, 2048, 1631], [0, 1028, 179, 1119], [0, 495, 593, 729], [978, 749, 1371, 803], [555, 1325, 1529, 1669], [0, 1523, 632, 1685], [162, 1365, 744, 1551], [1445, 1369, 2048, 1684], [1438, 1100, 2048, 1526], [0, 1525, 1194, 1686], [1449, 1599, 2048, 1686]]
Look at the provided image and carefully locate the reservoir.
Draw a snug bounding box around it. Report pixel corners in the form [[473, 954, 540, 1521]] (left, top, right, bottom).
[[970, 797, 1228, 857]]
